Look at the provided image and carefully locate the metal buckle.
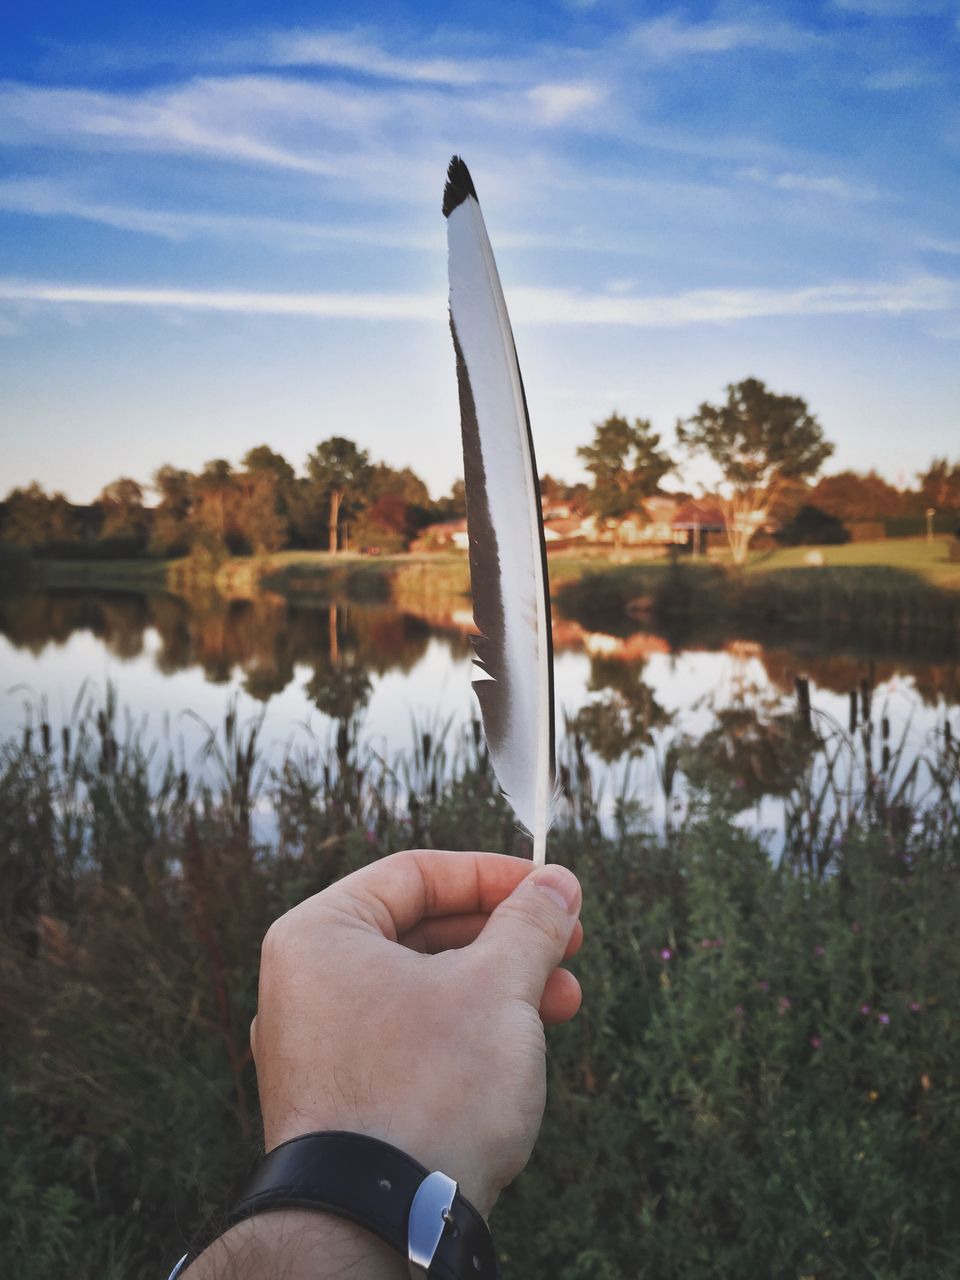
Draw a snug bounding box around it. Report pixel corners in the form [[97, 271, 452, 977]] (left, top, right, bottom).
[[407, 1170, 458, 1278], [166, 1254, 189, 1280]]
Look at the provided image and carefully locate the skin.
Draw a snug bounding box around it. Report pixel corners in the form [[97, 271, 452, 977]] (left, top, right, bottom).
[[185, 849, 583, 1278]]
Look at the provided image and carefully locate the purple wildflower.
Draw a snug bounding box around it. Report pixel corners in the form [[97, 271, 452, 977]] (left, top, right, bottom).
[[758, 979, 770, 993], [809, 1035, 823, 1050], [878, 1012, 891, 1026], [660, 947, 673, 961], [910, 1001, 922, 1013], [701, 938, 712, 949], [859, 1003, 871, 1015], [778, 996, 792, 1016]]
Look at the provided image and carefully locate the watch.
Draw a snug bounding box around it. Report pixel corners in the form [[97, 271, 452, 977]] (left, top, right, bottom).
[[167, 1131, 500, 1280]]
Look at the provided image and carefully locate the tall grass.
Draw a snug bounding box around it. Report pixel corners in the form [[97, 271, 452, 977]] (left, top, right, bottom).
[[2, 692, 959, 1278], [558, 561, 960, 653]]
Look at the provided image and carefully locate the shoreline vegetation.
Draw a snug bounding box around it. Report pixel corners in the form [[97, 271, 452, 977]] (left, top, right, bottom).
[[10, 535, 960, 656], [2, 696, 959, 1277]]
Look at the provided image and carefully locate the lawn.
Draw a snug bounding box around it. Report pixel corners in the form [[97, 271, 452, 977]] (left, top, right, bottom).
[[746, 536, 960, 589]]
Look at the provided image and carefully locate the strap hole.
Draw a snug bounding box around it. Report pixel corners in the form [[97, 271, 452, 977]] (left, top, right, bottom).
[[378, 1178, 391, 1192], [472, 1255, 482, 1271]]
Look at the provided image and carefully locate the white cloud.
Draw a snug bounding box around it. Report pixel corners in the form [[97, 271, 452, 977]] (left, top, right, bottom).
[[834, 0, 949, 15], [0, 176, 443, 248], [256, 28, 508, 86], [0, 280, 443, 320], [629, 13, 813, 59], [527, 81, 603, 124], [864, 65, 938, 91], [1, 275, 951, 327], [917, 235, 960, 254], [740, 166, 881, 202], [0, 78, 350, 174]]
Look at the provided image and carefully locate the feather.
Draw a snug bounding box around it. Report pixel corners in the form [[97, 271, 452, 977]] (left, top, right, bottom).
[[443, 155, 557, 864]]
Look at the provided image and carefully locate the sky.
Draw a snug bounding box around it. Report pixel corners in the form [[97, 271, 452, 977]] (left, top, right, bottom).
[[1, 0, 958, 503]]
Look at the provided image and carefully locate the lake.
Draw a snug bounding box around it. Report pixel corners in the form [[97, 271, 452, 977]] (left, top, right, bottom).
[[2, 585, 959, 849]]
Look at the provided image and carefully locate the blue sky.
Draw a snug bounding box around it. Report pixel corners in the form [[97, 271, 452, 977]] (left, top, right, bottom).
[[2, 0, 958, 502]]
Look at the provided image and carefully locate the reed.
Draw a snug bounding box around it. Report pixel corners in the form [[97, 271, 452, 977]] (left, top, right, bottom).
[[2, 692, 959, 1278]]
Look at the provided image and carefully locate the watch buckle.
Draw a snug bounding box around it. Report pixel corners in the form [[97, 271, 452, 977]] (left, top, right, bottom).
[[407, 1170, 459, 1278]]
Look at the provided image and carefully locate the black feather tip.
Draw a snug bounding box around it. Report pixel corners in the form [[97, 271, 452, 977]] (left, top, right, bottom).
[[442, 155, 478, 218]]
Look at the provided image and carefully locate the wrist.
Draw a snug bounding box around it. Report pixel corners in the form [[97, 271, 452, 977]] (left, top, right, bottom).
[[265, 1116, 497, 1219], [176, 1131, 500, 1280], [183, 1209, 405, 1279]]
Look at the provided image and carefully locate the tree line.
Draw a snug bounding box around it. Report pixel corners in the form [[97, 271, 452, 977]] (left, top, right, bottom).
[[3, 377, 959, 565], [0, 439, 466, 564]]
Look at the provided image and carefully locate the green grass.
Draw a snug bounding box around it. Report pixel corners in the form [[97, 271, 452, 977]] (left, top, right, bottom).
[[36, 557, 175, 590], [2, 697, 959, 1278], [747, 536, 960, 589]]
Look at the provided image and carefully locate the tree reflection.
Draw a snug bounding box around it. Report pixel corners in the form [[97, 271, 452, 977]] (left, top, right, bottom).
[[681, 699, 818, 810], [571, 654, 673, 762], [303, 603, 373, 723], [0, 589, 443, 709]]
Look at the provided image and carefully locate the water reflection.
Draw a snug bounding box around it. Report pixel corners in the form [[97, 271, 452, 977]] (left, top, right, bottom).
[[1, 587, 958, 843], [0, 589, 461, 701]]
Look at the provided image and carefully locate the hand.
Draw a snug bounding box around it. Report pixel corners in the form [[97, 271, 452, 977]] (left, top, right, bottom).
[[251, 849, 583, 1217]]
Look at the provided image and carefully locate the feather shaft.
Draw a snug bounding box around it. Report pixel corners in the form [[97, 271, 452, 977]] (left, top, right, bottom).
[[443, 156, 556, 863]]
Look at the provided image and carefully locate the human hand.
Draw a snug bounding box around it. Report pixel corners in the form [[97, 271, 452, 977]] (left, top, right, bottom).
[[251, 849, 583, 1218]]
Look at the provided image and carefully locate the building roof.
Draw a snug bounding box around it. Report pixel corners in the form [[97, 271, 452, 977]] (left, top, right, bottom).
[[672, 499, 726, 529]]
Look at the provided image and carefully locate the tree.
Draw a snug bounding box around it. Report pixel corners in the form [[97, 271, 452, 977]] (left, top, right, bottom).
[[305, 437, 372, 554], [150, 466, 193, 556], [190, 459, 239, 564], [429, 479, 466, 523], [366, 463, 430, 510], [237, 472, 287, 556], [241, 445, 296, 489], [917, 458, 960, 514], [0, 482, 76, 550], [577, 414, 673, 543], [98, 477, 146, 544], [775, 504, 850, 547], [810, 470, 904, 523], [677, 378, 833, 565]]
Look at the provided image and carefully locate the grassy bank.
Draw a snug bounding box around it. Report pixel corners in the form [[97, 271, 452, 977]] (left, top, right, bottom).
[[2, 698, 959, 1278], [748, 535, 960, 590], [24, 538, 960, 658], [558, 557, 960, 653]]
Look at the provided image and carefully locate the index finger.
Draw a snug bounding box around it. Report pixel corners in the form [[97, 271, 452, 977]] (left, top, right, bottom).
[[326, 849, 543, 940]]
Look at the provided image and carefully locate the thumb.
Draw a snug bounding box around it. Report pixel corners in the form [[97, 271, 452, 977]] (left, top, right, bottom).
[[476, 864, 582, 1006]]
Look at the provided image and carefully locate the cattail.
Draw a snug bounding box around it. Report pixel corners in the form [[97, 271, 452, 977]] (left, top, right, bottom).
[[795, 676, 811, 731], [849, 690, 858, 734]]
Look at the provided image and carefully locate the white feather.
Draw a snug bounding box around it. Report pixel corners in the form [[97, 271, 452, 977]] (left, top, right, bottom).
[[444, 158, 556, 863]]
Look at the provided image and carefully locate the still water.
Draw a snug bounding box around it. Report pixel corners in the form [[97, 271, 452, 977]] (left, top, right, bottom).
[[2, 588, 959, 841]]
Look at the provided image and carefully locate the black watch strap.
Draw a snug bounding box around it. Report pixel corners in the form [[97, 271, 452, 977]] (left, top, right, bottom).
[[219, 1131, 499, 1279]]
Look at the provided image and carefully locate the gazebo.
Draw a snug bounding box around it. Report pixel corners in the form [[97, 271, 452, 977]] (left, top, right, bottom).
[[672, 499, 726, 556]]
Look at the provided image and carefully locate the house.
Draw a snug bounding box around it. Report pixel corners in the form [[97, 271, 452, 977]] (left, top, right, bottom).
[[672, 499, 726, 553]]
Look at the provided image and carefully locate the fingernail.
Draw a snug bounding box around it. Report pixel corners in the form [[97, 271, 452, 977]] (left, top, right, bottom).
[[530, 865, 581, 914]]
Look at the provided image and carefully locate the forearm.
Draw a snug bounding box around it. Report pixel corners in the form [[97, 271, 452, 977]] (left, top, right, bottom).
[[183, 1209, 406, 1280]]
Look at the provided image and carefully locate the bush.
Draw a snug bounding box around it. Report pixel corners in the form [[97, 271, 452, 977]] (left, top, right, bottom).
[[776, 504, 850, 546], [1, 702, 959, 1277]]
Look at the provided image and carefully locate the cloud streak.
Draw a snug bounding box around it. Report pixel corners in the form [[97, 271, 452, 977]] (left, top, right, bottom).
[[1, 275, 952, 327], [253, 28, 512, 85], [740, 166, 882, 202], [628, 13, 816, 60]]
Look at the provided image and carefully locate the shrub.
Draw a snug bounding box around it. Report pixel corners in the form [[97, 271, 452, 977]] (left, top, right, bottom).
[[1, 702, 959, 1277], [775, 504, 850, 546]]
